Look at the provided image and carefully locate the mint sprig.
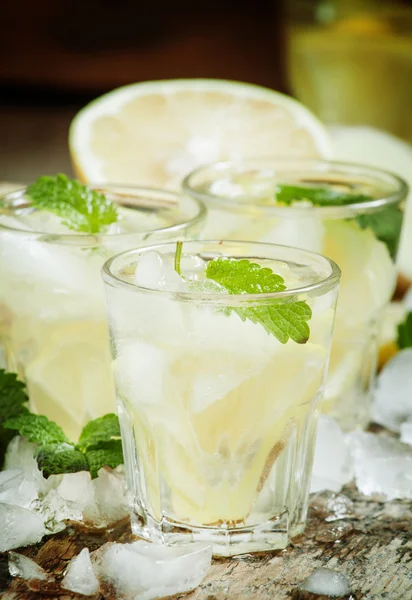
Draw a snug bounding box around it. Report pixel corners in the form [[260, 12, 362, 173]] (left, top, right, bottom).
[[397, 312, 412, 350], [0, 368, 123, 477], [206, 258, 311, 344], [274, 184, 403, 259], [26, 174, 118, 234]]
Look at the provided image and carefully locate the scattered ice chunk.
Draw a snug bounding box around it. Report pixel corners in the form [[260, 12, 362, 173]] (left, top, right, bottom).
[[0, 503, 46, 551], [310, 416, 353, 493], [310, 491, 354, 522], [32, 489, 83, 533], [0, 475, 39, 509], [373, 349, 412, 432], [61, 548, 99, 596], [0, 469, 23, 492], [5, 437, 41, 480], [134, 251, 185, 292], [299, 567, 351, 597], [347, 431, 412, 500], [94, 541, 212, 600], [57, 471, 96, 513], [8, 551, 49, 581], [90, 467, 129, 526], [400, 422, 412, 446]]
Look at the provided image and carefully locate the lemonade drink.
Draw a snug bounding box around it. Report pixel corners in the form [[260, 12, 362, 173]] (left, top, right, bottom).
[[0, 185, 205, 440], [103, 241, 340, 555], [183, 160, 407, 430]]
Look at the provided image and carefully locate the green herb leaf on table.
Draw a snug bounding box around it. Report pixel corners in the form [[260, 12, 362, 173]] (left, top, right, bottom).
[[26, 174, 118, 234], [206, 258, 311, 344], [0, 368, 124, 478], [36, 443, 89, 479], [3, 413, 70, 446], [274, 184, 403, 259], [0, 370, 30, 468], [85, 440, 124, 479], [78, 413, 121, 452], [397, 312, 412, 350]]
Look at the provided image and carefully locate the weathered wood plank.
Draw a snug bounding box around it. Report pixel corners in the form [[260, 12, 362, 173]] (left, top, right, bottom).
[[1, 486, 411, 600]]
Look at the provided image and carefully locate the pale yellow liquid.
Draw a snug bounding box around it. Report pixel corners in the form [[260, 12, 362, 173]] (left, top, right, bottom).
[[286, 9, 412, 140]]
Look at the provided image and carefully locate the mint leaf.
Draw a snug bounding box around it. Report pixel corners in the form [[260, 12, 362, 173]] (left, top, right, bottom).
[[3, 413, 70, 446], [85, 440, 124, 478], [78, 413, 121, 452], [0, 369, 29, 422], [36, 443, 88, 478], [0, 369, 29, 467], [206, 258, 311, 343], [26, 174, 118, 234], [275, 184, 371, 206], [274, 184, 402, 260], [356, 205, 403, 260], [397, 312, 412, 350]]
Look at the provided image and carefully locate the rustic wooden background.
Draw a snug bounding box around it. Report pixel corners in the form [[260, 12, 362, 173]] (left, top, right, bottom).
[[1, 483, 411, 599]]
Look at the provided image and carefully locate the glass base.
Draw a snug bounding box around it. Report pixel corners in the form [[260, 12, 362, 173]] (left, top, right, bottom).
[[131, 509, 306, 557]]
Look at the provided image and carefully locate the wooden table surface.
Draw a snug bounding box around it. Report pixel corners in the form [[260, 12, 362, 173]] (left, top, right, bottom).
[[1, 483, 411, 600]]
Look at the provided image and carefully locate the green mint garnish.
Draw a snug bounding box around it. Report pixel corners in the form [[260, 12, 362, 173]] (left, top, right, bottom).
[[174, 241, 183, 275], [274, 184, 402, 259], [397, 312, 412, 350], [0, 371, 30, 468], [274, 184, 371, 207], [0, 368, 123, 477], [26, 174, 118, 234], [206, 258, 311, 344]]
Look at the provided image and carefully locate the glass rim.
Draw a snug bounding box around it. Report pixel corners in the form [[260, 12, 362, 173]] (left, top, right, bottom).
[[182, 158, 408, 219], [102, 239, 341, 304], [0, 183, 207, 241]]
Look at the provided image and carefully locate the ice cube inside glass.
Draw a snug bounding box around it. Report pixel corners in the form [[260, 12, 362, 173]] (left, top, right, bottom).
[[183, 160, 408, 430], [0, 185, 205, 440], [102, 240, 340, 556]]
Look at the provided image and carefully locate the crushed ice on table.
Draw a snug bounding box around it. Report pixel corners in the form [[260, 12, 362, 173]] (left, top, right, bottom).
[[310, 416, 353, 494], [93, 541, 212, 600], [310, 491, 355, 522], [8, 551, 49, 581], [373, 349, 412, 432], [0, 503, 46, 551], [61, 548, 99, 596], [299, 567, 351, 597], [31, 489, 83, 534], [347, 431, 412, 500], [400, 422, 412, 446]]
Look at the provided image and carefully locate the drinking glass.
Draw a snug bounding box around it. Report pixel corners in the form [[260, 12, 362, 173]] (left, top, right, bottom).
[[103, 240, 340, 555], [183, 159, 407, 430], [0, 185, 205, 440]]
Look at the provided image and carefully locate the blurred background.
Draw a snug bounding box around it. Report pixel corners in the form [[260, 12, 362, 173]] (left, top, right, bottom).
[[1, 0, 411, 183]]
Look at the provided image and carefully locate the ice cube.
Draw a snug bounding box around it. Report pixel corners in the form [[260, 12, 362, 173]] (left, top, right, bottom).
[[61, 548, 99, 596], [57, 471, 98, 521], [259, 215, 325, 254], [310, 416, 353, 493], [8, 551, 49, 581], [134, 251, 185, 292], [5, 437, 41, 479], [114, 340, 169, 408], [92, 467, 129, 526], [0, 503, 46, 551], [32, 489, 83, 533], [0, 475, 38, 509], [299, 567, 351, 597], [93, 541, 212, 600], [0, 469, 23, 492], [347, 431, 412, 500], [400, 422, 412, 446], [373, 349, 412, 432]]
